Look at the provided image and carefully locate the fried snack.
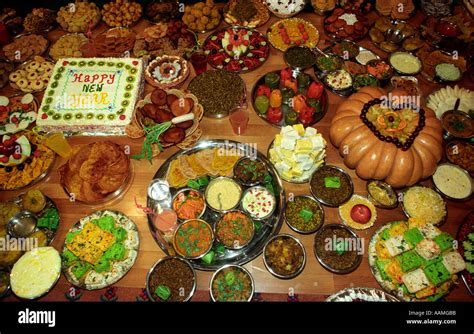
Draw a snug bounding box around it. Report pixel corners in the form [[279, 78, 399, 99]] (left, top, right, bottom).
[[417, 49, 467, 79], [2, 34, 48, 63], [57, 1, 101, 33], [8, 56, 54, 93], [23, 8, 56, 33], [0, 202, 20, 225], [312, 0, 336, 12], [22, 189, 46, 213], [166, 148, 242, 187], [59, 141, 129, 203], [81, 29, 135, 58], [102, 0, 142, 28], [0, 133, 55, 190], [376, 0, 392, 15], [167, 159, 188, 187], [49, 33, 88, 60], [182, 0, 221, 32]]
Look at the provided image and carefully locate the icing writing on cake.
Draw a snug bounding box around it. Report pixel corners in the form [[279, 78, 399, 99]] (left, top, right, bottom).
[[71, 73, 116, 85]]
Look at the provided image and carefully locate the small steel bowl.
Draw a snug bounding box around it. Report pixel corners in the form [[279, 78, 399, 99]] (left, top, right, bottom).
[[444, 140, 474, 173], [284, 195, 325, 234], [7, 210, 37, 238], [314, 53, 344, 75], [389, 52, 422, 76], [440, 110, 474, 140], [366, 180, 398, 209], [366, 59, 394, 86], [400, 185, 447, 226], [171, 188, 206, 222], [313, 224, 363, 274], [240, 186, 276, 221], [204, 177, 242, 213], [284, 45, 317, 71], [233, 156, 266, 187], [432, 163, 473, 201], [263, 233, 306, 279], [214, 210, 255, 250], [172, 219, 214, 260], [309, 165, 354, 207], [385, 28, 405, 44], [145, 256, 197, 302], [209, 264, 255, 302]]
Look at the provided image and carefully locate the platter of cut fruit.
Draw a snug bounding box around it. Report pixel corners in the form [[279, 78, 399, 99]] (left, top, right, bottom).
[[202, 26, 270, 73]]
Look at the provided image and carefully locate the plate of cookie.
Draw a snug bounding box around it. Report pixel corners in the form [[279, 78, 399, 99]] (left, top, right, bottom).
[[9, 56, 54, 93]]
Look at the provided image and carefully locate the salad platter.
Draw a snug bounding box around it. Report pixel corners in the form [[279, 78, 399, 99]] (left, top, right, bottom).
[[147, 140, 285, 271], [202, 26, 270, 73]]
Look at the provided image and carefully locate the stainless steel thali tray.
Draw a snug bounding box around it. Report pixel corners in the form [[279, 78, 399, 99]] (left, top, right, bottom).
[[147, 139, 285, 271]]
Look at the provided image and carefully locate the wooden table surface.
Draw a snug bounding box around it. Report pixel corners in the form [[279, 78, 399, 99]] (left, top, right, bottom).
[[1, 11, 473, 301]]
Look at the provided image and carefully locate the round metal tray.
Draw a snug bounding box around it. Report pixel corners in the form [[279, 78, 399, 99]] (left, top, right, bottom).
[[202, 26, 270, 74], [251, 69, 328, 128], [147, 139, 285, 271], [326, 287, 398, 302]]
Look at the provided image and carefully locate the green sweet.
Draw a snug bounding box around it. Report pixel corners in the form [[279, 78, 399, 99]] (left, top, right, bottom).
[[65, 230, 81, 244], [433, 233, 454, 252], [201, 250, 215, 265], [424, 261, 451, 286], [62, 249, 78, 266], [94, 257, 110, 273], [255, 95, 269, 114], [111, 227, 127, 242], [72, 262, 91, 280], [381, 228, 391, 241], [97, 216, 115, 232], [404, 228, 424, 247], [104, 243, 126, 261], [376, 259, 390, 281], [155, 285, 171, 300], [396, 250, 424, 272]]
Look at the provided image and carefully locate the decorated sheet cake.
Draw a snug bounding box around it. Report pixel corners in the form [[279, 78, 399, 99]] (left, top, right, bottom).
[[37, 58, 144, 135]]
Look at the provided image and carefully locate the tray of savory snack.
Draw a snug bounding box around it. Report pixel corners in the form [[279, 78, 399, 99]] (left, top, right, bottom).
[[0, 188, 60, 269], [0, 131, 56, 191], [369, 219, 467, 301], [61, 209, 139, 290], [267, 17, 319, 52], [147, 139, 285, 271]]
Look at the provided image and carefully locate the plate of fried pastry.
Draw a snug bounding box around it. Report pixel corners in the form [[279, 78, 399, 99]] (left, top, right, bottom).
[[58, 141, 132, 204]]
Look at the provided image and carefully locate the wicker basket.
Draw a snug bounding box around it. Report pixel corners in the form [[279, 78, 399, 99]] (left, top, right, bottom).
[[129, 88, 203, 156]]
